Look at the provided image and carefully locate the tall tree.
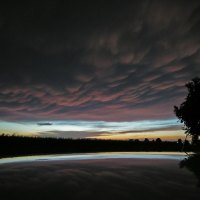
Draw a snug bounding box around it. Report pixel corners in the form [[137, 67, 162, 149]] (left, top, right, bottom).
[[174, 77, 200, 144]]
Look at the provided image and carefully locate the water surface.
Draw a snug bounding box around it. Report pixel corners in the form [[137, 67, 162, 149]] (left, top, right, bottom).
[[0, 152, 199, 200]]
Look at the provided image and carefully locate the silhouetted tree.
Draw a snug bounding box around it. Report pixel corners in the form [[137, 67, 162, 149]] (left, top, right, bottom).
[[156, 138, 162, 143], [177, 139, 182, 144], [174, 77, 200, 145], [177, 139, 183, 151], [144, 138, 149, 143]]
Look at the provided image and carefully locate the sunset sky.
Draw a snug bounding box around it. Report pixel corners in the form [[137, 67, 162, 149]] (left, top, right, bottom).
[[1, 0, 200, 140]]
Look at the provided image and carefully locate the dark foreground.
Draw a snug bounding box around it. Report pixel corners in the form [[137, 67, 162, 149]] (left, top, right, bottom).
[[0, 153, 200, 200]]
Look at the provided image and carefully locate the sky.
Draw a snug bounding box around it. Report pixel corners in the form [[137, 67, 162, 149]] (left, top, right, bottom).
[[0, 0, 200, 140]]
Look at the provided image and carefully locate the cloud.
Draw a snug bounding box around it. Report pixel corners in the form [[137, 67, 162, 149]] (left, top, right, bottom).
[[33, 119, 182, 139], [36, 126, 182, 139], [37, 122, 53, 126], [36, 130, 105, 138], [0, 1, 200, 122]]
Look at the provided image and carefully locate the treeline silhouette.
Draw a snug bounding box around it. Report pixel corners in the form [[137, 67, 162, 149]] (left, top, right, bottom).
[[0, 134, 195, 158]]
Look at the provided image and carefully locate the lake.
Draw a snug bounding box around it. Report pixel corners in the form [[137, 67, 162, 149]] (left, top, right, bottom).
[[0, 152, 199, 200]]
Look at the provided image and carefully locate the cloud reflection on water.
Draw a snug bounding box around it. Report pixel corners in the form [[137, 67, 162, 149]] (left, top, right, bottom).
[[0, 153, 199, 200]]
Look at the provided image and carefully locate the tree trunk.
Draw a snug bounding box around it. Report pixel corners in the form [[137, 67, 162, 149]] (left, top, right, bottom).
[[192, 134, 199, 145]]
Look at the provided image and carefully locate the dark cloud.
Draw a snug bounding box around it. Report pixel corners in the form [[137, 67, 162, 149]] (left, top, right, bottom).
[[37, 122, 53, 126], [117, 125, 182, 135], [0, 158, 199, 200], [0, 0, 200, 121]]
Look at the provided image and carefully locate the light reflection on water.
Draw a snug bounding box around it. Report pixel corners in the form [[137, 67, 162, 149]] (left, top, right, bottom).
[[0, 152, 187, 164]]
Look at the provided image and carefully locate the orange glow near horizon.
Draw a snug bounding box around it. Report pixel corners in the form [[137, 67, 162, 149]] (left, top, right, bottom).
[[86, 130, 187, 141]]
